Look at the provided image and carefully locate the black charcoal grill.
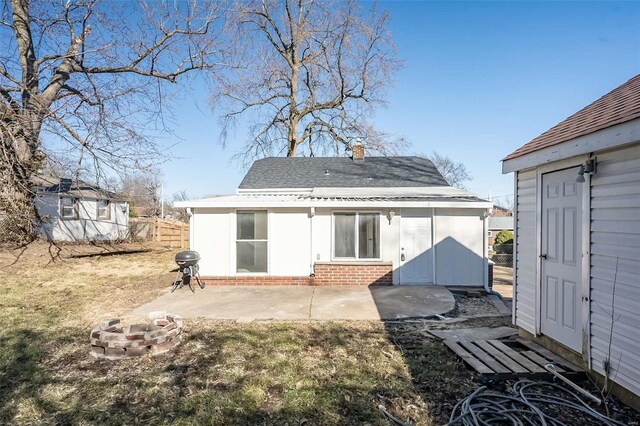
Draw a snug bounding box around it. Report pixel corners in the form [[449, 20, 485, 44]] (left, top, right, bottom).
[[172, 250, 205, 293]]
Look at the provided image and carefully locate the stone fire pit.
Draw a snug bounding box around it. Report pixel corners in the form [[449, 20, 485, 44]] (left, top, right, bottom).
[[90, 312, 183, 360]]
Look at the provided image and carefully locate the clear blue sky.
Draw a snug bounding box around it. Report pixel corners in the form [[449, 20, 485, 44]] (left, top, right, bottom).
[[162, 1, 640, 204]]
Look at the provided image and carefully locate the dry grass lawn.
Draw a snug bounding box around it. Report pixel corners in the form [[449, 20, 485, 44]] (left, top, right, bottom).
[[0, 242, 505, 425]]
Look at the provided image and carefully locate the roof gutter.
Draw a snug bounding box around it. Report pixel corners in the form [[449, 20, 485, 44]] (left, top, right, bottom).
[[176, 200, 493, 209]]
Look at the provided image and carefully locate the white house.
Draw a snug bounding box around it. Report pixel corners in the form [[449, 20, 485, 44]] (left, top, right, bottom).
[[35, 177, 129, 241], [502, 74, 640, 403], [177, 145, 493, 287]]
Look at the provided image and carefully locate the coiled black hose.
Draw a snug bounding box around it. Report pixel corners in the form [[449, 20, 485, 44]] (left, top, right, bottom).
[[446, 380, 627, 426]]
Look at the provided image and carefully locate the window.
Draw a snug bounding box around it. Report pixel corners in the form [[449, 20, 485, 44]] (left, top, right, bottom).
[[60, 197, 77, 219], [236, 210, 268, 273], [333, 212, 380, 259], [97, 200, 111, 220]]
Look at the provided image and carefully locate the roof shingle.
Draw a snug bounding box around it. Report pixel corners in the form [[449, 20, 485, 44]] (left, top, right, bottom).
[[238, 156, 449, 189], [504, 74, 640, 161]]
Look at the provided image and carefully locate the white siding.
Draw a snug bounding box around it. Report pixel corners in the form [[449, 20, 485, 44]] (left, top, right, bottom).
[[191, 206, 486, 286], [190, 208, 231, 276], [36, 193, 129, 241], [589, 143, 640, 397], [514, 169, 537, 333], [433, 208, 485, 285]]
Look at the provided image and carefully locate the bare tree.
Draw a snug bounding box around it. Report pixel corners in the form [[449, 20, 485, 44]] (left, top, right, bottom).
[[215, 0, 403, 163], [0, 0, 229, 243], [119, 172, 163, 218], [169, 189, 190, 222], [421, 151, 472, 189]]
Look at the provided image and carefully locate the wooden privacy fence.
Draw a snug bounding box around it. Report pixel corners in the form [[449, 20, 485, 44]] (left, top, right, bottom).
[[153, 219, 189, 248], [129, 218, 189, 248]]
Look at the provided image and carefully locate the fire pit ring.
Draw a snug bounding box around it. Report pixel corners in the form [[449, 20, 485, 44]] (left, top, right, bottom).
[[90, 311, 183, 360]]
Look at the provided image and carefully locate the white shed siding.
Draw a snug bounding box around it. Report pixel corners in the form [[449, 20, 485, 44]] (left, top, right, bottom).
[[269, 209, 311, 276], [589, 143, 640, 397], [514, 169, 537, 333], [190, 208, 231, 276], [433, 209, 485, 285]]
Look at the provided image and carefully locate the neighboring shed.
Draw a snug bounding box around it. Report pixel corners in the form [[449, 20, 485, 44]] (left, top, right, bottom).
[[178, 147, 493, 287], [502, 74, 640, 403], [35, 177, 129, 241]]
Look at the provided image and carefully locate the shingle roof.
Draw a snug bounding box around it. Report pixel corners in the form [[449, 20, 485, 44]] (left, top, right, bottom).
[[238, 156, 449, 189], [35, 176, 123, 201], [504, 74, 640, 161]]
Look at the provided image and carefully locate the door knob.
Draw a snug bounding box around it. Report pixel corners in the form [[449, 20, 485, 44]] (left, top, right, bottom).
[[401, 253, 405, 261], [540, 254, 547, 260]]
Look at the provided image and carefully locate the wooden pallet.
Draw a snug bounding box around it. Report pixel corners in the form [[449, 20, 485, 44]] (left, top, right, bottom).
[[443, 338, 583, 376]]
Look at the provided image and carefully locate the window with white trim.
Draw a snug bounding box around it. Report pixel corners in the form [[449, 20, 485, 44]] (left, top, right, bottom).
[[236, 210, 268, 273], [97, 200, 111, 220], [60, 197, 77, 219], [333, 212, 380, 259]]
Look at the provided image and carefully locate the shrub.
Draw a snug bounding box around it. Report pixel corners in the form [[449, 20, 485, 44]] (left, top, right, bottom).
[[494, 229, 513, 254]]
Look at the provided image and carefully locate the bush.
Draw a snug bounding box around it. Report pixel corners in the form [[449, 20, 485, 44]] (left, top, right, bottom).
[[494, 229, 513, 254]]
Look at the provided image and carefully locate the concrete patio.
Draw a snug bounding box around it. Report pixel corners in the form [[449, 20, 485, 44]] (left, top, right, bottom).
[[131, 285, 455, 321]]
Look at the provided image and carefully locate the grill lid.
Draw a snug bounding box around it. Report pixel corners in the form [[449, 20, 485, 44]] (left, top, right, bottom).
[[175, 250, 200, 264]]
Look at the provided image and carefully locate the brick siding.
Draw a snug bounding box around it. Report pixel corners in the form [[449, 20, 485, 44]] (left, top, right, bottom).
[[313, 262, 392, 286], [201, 262, 393, 286]]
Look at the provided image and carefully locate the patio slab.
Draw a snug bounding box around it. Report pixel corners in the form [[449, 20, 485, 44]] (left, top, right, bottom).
[[131, 285, 455, 321]]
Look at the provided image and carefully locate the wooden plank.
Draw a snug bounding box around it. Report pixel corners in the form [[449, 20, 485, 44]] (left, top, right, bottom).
[[487, 340, 545, 373], [458, 340, 511, 374], [515, 338, 582, 371], [475, 340, 528, 374], [521, 351, 565, 373], [443, 340, 494, 374]]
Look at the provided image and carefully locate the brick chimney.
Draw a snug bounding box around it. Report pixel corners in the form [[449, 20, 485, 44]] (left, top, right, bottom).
[[352, 141, 365, 160]]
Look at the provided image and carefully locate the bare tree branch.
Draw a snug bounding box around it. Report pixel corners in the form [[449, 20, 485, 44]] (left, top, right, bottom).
[[0, 0, 230, 243], [215, 0, 403, 161]]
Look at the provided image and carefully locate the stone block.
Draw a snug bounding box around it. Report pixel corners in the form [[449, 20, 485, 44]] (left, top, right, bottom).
[[100, 332, 127, 341], [128, 324, 149, 333], [125, 332, 147, 341], [153, 319, 170, 327], [145, 329, 167, 340], [162, 322, 177, 332]]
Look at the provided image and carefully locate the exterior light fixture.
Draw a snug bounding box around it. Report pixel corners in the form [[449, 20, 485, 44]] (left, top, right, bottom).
[[575, 165, 586, 183], [576, 158, 596, 184], [387, 210, 395, 224]]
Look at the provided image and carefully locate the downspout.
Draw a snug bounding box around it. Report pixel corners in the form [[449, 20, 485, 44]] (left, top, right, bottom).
[[482, 208, 491, 294], [309, 207, 315, 276]]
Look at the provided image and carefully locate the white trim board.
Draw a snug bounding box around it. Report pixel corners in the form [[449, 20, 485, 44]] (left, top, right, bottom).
[[502, 118, 640, 174]]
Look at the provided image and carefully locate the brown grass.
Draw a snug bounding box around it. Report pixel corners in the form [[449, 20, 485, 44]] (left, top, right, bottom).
[[0, 242, 502, 425]]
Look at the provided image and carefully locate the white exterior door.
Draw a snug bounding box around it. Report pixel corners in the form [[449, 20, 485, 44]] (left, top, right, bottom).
[[541, 168, 582, 352], [400, 213, 433, 284]]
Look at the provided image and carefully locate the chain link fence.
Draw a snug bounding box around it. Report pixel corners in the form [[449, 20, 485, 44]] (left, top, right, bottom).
[[491, 243, 513, 266]]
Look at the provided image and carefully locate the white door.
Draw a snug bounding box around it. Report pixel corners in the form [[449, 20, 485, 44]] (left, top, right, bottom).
[[541, 168, 582, 352], [400, 213, 433, 284]]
